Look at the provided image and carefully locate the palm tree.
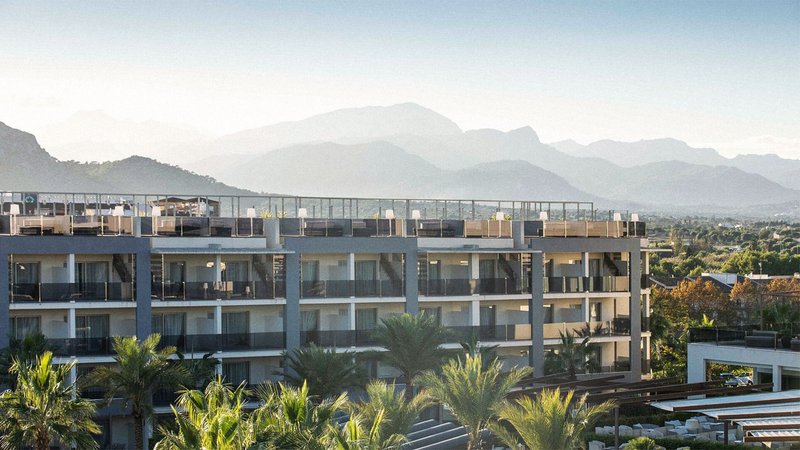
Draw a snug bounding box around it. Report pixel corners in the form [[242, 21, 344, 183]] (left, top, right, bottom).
[[252, 380, 348, 449], [154, 377, 254, 450], [326, 409, 406, 450], [0, 351, 100, 450], [371, 313, 449, 400], [356, 380, 433, 438], [282, 344, 367, 399], [460, 333, 501, 369], [417, 354, 531, 450], [491, 388, 614, 450], [0, 332, 52, 388], [87, 334, 189, 450], [546, 331, 599, 380]]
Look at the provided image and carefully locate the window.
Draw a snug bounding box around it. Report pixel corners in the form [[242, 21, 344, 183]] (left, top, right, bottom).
[[10, 316, 41, 339], [355, 308, 378, 331], [77, 262, 109, 299], [222, 312, 249, 335], [152, 313, 186, 337], [76, 315, 109, 339], [420, 307, 442, 325], [14, 262, 40, 284], [222, 361, 249, 385], [590, 302, 602, 322], [543, 305, 554, 323], [222, 262, 248, 282], [300, 310, 320, 332]]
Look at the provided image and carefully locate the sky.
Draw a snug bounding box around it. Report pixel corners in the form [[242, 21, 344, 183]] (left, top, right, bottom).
[[1, 1, 798, 157]]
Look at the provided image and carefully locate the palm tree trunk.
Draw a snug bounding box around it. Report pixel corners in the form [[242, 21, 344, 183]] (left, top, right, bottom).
[[134, 412, 145, 450], [35, 431, 50, 450], [405, 382, 415, 401]]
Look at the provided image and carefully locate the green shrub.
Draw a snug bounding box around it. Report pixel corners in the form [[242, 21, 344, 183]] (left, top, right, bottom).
[[626, 436, 657, 450]]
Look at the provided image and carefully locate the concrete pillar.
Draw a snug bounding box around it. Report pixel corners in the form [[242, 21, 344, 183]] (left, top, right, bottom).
[[582, 252, 590, 277], [404, 251, 418, 315], [67, 254, 76, 283], [284, 253, 301, 350], [265, 219, 280, 248], [0, 251, 9, 348], [470, 299, 481, 327], [773, 365, 783, 392], [349, 303, 356, 330], [214, 254, 222, 283], [686, 343, 705, 384], [469, 253, 480, 280], [68, 308, 76, 339], [629, 248, 642, 379], [135, 250, 152, 339], [530, 252, 545, 376], [214, 305, 222, 334], [347, 253, 355, 280], [582, 297, 590, 323]]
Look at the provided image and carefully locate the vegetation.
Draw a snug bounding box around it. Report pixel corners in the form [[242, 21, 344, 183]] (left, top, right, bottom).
[[86, 334, 190, 450], [282, 344, 367, 399], [492, 388, 614, 450], [417, 354, 531, 450], [0, 332, 52, 388], [370, 313, 449, 400], [355, 380, 433, 438], [544, 331, 600, 379], [0, 351, 100, 450]]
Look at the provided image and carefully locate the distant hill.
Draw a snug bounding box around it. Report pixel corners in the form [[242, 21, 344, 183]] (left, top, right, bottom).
[[0, 122, 250, 195], [553, 138, 727, 167], [36, 111, 211, 163]]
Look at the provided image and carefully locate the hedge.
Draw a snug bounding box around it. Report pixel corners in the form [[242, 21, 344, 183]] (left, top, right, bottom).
[[583, 433, 751, 450]]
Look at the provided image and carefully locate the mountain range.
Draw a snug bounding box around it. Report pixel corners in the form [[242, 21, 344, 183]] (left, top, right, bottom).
[[4, 103, 800, 217]]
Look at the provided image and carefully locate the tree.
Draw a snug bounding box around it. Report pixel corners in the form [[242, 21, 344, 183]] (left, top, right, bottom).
[[492, 388, 614, 450], [0, 332, 52, 388], [356, 380, 433, 438], [417, 354, 531, 450], [87, 334, 190, 450], [326, 410, 406, 450], [154, 377, 254, 450], [545, 331, 599, 380], [460, 333, 501, 369], [282, 344, 367, 399], [252, 380, 347, 450], [625, 436, 658, 450], [0, 351, 100, 450], [370, 313, 449, 400], [176, 351, 219, 389]]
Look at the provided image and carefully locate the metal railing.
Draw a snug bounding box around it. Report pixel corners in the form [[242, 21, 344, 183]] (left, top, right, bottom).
[[418, 278, 530, 296], [689, 324, 800, 351], [300, 279, 404, 298], [544, 276, 630, 293], [158, 332, 286, 353], [151, 280, 286, 300], [10, 282, 135, 302]]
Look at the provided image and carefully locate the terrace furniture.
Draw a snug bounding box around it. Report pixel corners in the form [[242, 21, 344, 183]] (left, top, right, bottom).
[[745, 330, 779, 348]]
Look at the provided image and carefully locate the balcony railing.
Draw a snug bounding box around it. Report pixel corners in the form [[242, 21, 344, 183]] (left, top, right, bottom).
[[300, 279, 404, 298], [688, 324, 800, 351], [543, 318, 632, 339], [419, 278, 529, 296], [0, 215, 645, 239], [444, 325, 532, 343], [159, 332, 286, 353], [544, 276, 629, 293], [10, 282, 135, 302], [49, 337, 117, 356], [151, 280, 286, 300]]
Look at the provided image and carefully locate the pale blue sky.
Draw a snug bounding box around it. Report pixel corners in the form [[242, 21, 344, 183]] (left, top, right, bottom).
[[1, 1, 798, 155]]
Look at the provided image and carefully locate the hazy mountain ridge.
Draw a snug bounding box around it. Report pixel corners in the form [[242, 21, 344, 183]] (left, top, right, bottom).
[[0, 122, 250, 195]]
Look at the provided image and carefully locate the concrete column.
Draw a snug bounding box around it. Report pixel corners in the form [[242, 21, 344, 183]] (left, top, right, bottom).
[[67, 254, 76, 283], [470, 299, 481, 326], [214, 305, 222, 334], [68, 308, 76, 339], [469, 253, 480, 280], [349, 303, 356, 330], [265, 219, 280, 248], [773, 365, 783, 392], [284, 253, 301, 350], [582, 297, 590, 323], [404, 251, 418, 315], [214, 254, 222, 283], [135, 250, 152, 339], [347, 253, 355, 280], [530, 252, 545, 376], [0, 251, 9, 348], [629, 248, 642, 379], [582, 252, 590, 277]]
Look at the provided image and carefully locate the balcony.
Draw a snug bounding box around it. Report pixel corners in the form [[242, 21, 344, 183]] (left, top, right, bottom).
[[10, 282, 135, 302], [300, 279, 403, 298], [444, 324, 532, 343], [151, 280, 286, 301], [544, 276, 629, 293], [159, 332, 286, 353], [419, 278, 529, 296], [543, 317, 631, 339], [48, 337, 116, 356], [141, 217, 265, 237]]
